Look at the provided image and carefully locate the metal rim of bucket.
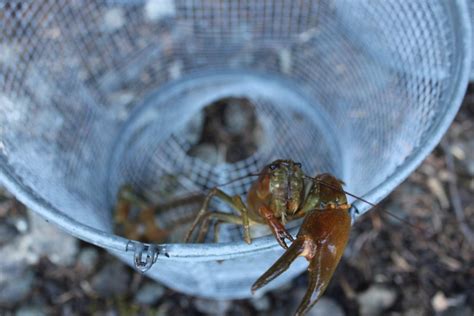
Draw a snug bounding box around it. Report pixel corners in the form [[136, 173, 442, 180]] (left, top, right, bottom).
[[0, 0, 471, 264]]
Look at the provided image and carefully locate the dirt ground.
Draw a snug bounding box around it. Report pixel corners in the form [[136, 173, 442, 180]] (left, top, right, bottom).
[[1, 89, 473, 316]]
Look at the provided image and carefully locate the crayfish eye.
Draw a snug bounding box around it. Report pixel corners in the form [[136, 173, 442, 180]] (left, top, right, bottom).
[[295, 162, 302, 168], [269, 164, 278, 170]]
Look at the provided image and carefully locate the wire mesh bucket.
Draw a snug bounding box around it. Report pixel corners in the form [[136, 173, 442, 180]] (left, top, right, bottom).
[[469, 0, 474, 79], [0, 0, 470, 299]]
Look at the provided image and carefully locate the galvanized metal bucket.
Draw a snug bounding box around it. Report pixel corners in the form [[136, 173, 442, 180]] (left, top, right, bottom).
[[0, 0, 470, 299]]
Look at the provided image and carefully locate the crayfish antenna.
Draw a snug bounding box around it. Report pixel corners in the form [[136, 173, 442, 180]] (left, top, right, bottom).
[[251, 238, 304, 294]]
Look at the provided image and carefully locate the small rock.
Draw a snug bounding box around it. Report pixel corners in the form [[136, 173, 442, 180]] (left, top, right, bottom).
[[188, 144, 221, 164], [13, 218, 28, 234], [193, 298, 231, 315], [279, 48, 292, 74], [15, 305, 46, 316], [91, 261, 130, 298], [291, 288, 345, 316], [109, 91, 135, 107], [465, 140, 474, 176], [432, 291, 450, 312], [402, 308, 425, 316], [156, 302, 172, 315], [0, 221, 18, 246], [451, 140, 474, 176], [273, 279, 294, 294], [250, 294, 271, 311], [357, 284, 397, 316], [223, 99, 254, 135], [77, 247, 99, 275], [0, 210, 79, 300], [0, 186, 14, 198], [144, 0, 176, 22], [0, 44, 18, 65], [308, 297, 345, 316], [103, 7, 125, 32], [182, 111, 205, 144], [440, 305, 472, 316], [168, 60, 183, 80], [24, 211, 79, 266], [134, 282, 165, 305], [104, 309, 119, 316], [0, 269, 34, 307], [432, 291, 468, 315]]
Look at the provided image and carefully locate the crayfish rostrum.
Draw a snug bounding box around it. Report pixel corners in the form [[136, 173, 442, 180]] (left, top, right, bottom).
[[185, 159, 352, 315]]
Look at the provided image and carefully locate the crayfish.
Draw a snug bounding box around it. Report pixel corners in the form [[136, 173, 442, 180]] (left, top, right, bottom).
[[185, 159, 352, 316], [114, 185, 205, 244]]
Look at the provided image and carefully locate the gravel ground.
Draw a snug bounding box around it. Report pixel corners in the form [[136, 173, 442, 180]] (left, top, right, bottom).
[[1, 89, 473, 316]]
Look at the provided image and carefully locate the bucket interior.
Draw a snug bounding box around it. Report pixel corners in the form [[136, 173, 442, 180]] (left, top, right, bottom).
[[0, 1, 467, 248]]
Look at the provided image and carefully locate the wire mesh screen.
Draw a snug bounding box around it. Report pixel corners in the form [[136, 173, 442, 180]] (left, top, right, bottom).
[[0, 0, 470, 298], [470, 0, 474, 79]]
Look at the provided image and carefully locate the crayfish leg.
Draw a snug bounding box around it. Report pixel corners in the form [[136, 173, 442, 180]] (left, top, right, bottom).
[[258, 205, 294, 249], [184, 188, 252, 244], [251, 238, 304, 293]]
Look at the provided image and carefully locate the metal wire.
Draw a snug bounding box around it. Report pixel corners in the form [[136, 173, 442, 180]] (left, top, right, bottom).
[[0, 0, 470, 298]]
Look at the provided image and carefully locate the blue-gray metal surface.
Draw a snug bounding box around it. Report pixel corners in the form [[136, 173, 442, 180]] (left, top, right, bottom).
[[470, 0, 474, 80], [0, 0, 471, 299]]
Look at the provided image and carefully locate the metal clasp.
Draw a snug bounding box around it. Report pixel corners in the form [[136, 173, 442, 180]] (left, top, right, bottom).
[[126, 241, 160, 273], [349, 204, 360, 224]]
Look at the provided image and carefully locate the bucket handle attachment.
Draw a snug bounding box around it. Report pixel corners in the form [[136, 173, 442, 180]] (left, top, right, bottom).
[[126, 241, 161, 273]]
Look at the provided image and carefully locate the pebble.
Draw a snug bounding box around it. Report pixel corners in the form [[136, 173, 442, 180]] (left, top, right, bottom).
[[440, 305, 472, 316], [290, 288, 345, 316], [77, 247, 99, 275], [464, 140, 474, 176], [91, 261, 131, 298], [0, 210, 79, 280], [448, 140, 474, 176], [0, 44, 17, 65], [279, 48, 292, 74], [432, 291, 470, 316], [144, 0, 176, 22], [108, 91, 135, 108], [134, 282, 166, 305], [24, 211, 79, 266], [308, 297, 345, 316], [0, 221, 18, 246], [188, 144, 221, 164], [250, 294, 271, 311], [182, 111, 205, 144], [168, 60, 183, 80], [0, 269, 34, 307], [223, 99, 254, 135], [156, 302, 172, 315], [357, 284, 397, 316], [13, 218, 28, 234], [103, 7, 125, 32], [432, 291, 450, 312], [403, 308, 425, 316], [15, 305, 46, 316], [193, 298, 231, 315]]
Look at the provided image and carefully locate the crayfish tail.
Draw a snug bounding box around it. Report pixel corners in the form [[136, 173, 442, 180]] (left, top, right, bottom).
[[251, 238, 304, 294]]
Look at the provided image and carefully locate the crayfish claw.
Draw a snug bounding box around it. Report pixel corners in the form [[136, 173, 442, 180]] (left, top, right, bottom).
[[294, 262, 324, 316], [276, 229, 295, 249], [251, 238, 303, 294], [284, 229, 295, 242]]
